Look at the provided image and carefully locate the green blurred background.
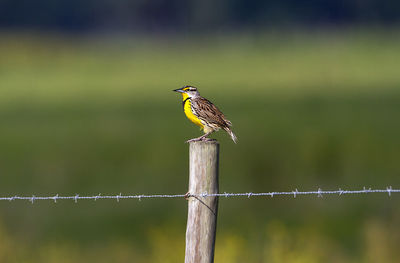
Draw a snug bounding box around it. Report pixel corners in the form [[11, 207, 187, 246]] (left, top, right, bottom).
[[1, 1, 400, 262]]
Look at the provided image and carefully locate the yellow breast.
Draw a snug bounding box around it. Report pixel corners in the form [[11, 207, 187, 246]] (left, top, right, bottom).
[[183, 96, 204, 129]]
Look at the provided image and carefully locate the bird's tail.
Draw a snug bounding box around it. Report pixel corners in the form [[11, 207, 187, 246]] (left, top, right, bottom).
[[225, 127, 238, 144]]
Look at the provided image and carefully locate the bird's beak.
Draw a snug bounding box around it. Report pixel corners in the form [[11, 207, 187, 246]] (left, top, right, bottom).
[[173, 88, 184, 93]]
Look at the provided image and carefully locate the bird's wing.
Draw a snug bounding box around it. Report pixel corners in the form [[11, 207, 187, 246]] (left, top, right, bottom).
[[191, 98, 231, 128]]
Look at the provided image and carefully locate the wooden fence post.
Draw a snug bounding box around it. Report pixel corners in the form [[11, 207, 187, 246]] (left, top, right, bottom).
[[185, 140, 219, 263]]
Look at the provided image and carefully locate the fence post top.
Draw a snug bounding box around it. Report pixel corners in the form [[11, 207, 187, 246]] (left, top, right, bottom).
[[188, 140, 219, 145]]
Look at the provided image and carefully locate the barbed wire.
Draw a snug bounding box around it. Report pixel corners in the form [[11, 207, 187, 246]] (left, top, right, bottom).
[[0, 187, 398, 203]]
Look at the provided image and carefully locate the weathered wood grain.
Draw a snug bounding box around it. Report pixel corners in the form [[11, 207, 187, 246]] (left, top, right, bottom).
[[185, 140, 219, 263]]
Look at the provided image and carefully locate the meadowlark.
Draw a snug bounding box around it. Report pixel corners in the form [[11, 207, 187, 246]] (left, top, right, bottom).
[[173, 85, 237, 143]]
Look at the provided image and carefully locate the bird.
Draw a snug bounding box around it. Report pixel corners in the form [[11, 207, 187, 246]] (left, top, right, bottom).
[[173, 85, 237, 143]]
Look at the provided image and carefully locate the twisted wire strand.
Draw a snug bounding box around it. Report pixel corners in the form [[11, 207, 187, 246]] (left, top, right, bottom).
[[0, 187, 398, 203]]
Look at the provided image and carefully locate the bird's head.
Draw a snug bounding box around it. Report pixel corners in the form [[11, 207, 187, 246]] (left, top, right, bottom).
[[173, 85, 200, 99]]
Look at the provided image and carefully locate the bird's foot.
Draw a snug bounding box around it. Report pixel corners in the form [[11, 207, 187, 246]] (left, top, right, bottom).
[[201, 137, 216, 142], [185, 136, 215, 143], [185, 131, 215, 143], [185, 137, 201, 143]]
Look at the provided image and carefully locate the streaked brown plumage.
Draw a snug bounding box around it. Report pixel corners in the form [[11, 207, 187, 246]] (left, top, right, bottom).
[[191, 97, 231, 130], [173, 85, 237, 143]]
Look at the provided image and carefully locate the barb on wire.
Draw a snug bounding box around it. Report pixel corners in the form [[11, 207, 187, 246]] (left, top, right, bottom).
[[0, 187, 399, 203]]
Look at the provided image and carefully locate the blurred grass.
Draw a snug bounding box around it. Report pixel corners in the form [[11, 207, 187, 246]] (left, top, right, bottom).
[[0, 30, 400, 262], [1, 30, 400, 105]]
